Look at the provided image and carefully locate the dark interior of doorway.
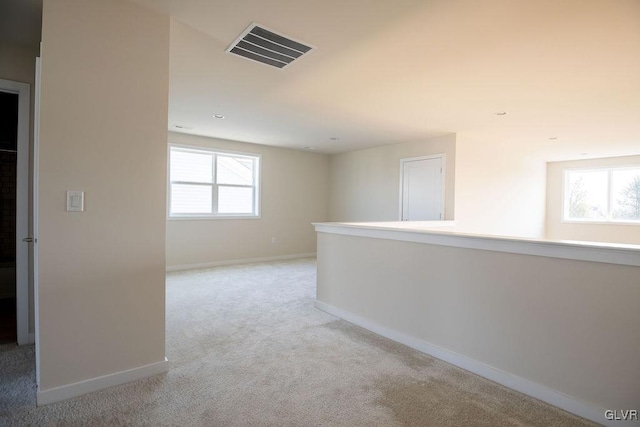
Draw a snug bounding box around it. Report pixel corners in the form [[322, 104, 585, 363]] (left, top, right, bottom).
[[0, 91, 19, 344]]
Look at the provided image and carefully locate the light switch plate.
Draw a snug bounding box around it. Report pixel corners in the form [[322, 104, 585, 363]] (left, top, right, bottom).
[[66, 191, 84, 212]]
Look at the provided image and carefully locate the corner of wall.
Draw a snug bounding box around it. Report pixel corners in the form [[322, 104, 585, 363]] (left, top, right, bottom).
[[454, 133, 546, 238]]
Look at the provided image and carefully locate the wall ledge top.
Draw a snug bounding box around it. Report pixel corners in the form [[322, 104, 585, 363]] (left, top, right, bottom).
[[313, 221, 640, 267]]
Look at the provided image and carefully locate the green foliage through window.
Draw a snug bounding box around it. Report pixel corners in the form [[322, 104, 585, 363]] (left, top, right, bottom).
[[564, 167, 640, 222]]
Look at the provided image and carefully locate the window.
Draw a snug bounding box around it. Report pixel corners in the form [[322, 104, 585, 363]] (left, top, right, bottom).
[[169, 145, 260, 218], [563, 166, 640, 223]]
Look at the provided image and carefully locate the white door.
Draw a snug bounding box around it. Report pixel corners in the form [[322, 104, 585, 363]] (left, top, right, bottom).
[[400, 156, 444, 221], [34, 56, 41, 385]]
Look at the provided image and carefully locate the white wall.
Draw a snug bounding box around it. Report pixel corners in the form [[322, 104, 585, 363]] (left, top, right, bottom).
[[0, 40, 39, 334], [38, 0, 169, 392], [166, 132, 329, 268], [329, 134, 455, 222], [454, 133, 546, 237], [316, 232, 640, 418], [546, 155, 640, 244]]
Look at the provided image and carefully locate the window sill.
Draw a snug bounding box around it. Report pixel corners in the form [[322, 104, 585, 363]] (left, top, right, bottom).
[[561, 219, 640, 226], [168, 215, 261, 221]]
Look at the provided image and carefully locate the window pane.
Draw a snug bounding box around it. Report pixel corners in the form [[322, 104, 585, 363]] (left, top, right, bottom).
[[170, 150, 213, 183], [171, 184, 212, 214], [217, 155, 254, 186], [612, 169, 640, 221], [565, 170, 608, 220], [218, 186, 253, 214]]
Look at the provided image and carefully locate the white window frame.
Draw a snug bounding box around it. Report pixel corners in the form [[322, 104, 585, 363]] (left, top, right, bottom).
[[168, 144, 261, 220], [562, 165, 640, 225]]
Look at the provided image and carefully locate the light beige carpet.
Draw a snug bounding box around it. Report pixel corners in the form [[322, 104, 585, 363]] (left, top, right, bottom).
[[0, 258, 598, 426]]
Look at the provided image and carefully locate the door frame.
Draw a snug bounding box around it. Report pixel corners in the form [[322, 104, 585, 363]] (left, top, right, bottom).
[[398, 154, 446, 221], [34, 56, 41, 384], [0, 78, 31, 345]]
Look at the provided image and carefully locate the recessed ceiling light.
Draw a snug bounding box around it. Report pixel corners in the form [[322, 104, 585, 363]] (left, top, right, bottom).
[[171, 124, 193, 130], [303, 146, 315, 150], [548, 137, 558, 140], [213, 114, 225, 119], [495, 112, 508, 116]]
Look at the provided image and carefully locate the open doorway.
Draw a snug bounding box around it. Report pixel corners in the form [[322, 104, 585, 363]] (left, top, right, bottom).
[[0, 91, 19, 344], [0, 79, 31, 346]]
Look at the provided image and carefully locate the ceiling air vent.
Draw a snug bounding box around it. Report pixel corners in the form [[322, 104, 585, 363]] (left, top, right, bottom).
[[226, 23, 314, 70]]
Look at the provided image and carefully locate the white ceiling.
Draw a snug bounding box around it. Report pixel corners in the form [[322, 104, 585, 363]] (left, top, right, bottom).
[[135, 0, 640, 159]]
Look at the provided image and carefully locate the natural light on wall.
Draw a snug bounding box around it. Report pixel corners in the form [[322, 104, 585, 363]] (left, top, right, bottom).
[[563, 166, 640, 223], [169, 145, 260, 218]]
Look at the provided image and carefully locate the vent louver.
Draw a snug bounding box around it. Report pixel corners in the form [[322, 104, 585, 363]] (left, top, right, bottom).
[[226, 23, 314, 70]]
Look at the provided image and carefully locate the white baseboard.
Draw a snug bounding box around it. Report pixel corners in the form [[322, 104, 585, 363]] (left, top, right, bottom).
[[37, 358, 169, 405], [314, 301, 625, 427], [166, 252, 317, 272]]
